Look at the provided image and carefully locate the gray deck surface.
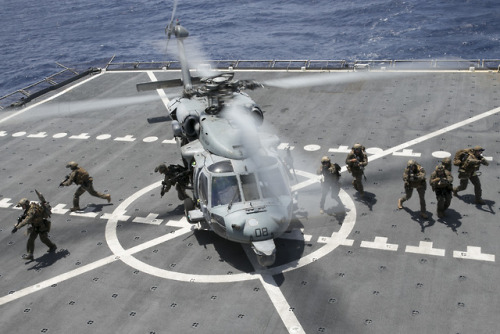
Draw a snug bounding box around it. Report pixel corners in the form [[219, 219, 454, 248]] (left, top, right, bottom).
[[0, 69, 499, 334]]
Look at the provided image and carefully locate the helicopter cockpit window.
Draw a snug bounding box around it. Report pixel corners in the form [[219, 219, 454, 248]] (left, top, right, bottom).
[[211, 175, 241, 207], [258, 167, 289, 198], [199, 172, 208, 205], [240, 173, 260, 201], [208, 160, 234, 173]]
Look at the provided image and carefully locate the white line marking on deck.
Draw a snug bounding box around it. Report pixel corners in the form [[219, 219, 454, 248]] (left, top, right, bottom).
[[361, 237, 399, 251], [405, 241, 445, 257], [453, 246, 495, 262]]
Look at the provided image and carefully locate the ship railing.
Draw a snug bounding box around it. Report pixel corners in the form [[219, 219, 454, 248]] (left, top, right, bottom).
[[3, 59, 500, 110]]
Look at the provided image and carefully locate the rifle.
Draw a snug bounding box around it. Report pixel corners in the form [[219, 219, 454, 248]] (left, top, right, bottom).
[[161, 169, 191, 197], [12, 212, 27, 233], [356, 155, 367, 181], [59, 174, 70, 187]]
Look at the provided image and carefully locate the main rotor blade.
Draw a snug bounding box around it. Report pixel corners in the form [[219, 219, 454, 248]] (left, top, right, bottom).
[[261, 71, 410, 89], [136, 77, 202, 92]]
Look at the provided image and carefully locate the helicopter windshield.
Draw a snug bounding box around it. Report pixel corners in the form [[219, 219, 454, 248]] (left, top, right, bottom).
[[258, 167, 289, 198], [212, 175, 241, 207], [240, 173, 260, 201]]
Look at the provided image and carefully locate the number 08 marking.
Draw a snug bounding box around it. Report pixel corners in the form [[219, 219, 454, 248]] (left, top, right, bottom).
[[255, 227, 269, 237]]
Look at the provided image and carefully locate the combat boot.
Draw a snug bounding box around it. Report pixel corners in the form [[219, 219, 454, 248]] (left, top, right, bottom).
[[397, 198, 403, 210], [320, 209, 324, 214], [420, 211, 428, 219], [452, 188, 459, 197], [70, 207, 81, 212], [105, 194, 111, 203], [475, 198, 485, 205], [48, 245, 57, 253], [22, 253, 34, 261]]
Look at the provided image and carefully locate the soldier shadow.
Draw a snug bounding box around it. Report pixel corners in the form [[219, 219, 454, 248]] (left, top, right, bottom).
[[354, 191, 377, 211], [435, 209, 463, 233], [26, 249, 71, 271], [476, 199, 496, 214], [402, 207, 435, 232], [156, 204, 185, 218], [86, 203, 114, 212], [455, 195, 496, 214]]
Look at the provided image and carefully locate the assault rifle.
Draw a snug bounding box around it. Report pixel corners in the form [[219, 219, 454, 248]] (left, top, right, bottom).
[[59, 174, 70, 187]]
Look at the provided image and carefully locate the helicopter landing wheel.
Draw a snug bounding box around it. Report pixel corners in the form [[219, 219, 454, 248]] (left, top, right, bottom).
[[257, 253, 276, 267]]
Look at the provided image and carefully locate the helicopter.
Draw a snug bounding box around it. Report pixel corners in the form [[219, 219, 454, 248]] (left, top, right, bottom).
[[136, 19, 297, 267]]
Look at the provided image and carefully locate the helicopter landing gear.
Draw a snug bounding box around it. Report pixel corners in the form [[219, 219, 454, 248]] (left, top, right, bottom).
[[251, 239, 277, 267], [183, 197, 195, 223]]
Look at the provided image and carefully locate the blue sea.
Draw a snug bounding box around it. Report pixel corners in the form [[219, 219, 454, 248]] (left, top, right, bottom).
[[1, 0, 500, 98]]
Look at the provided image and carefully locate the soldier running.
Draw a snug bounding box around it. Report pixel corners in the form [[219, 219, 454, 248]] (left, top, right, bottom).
[[452, 146, 489, 204], [430, 164, 453, 218], [11, 198, 57, 260], [60, 161, 111, 211], [397, 160, 428, 218], [317, 156, 341, 214], [154, 164, 190, 201], [345, 143, 368, 197]]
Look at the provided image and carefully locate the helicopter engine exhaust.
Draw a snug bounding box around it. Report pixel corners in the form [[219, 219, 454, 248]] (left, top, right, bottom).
[[182, 115, 200, 138]]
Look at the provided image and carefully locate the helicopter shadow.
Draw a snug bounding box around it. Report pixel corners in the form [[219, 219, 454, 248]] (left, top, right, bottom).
[[26, 249, 71, 271], [192, 229, 255, 273]]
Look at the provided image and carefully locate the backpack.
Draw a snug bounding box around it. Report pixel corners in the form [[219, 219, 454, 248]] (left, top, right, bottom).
[[35, 189, 52, 218], [453, 149, 469, 167]]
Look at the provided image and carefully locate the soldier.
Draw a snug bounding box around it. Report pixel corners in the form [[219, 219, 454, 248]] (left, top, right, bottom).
[[429, 164, 453, 218], [452, 146, 489, 204], [154, 164, 190, 201], [345, 143, 368, 196], [317, 156, 341, 214], [60, 161, 111, 211], [397, 160, 428, 218], [11, 198, 57, 260]]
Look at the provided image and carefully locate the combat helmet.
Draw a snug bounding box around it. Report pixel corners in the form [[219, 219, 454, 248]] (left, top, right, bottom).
[[154, 164, 167, 173], [435, 164, 445, 172], [407, 159, 417, 167], [66, 161, 78, 169], [321, 156, 331, 163], [353, 143, 363, 150], [472, 145, 484, 152], [16, 198, 29, 208]]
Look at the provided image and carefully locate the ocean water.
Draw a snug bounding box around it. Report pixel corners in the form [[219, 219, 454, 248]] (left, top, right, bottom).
[[1, 0, 500, 98]]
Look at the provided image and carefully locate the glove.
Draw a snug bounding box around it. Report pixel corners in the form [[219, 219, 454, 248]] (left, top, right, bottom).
[[11, 226, 18, 234]]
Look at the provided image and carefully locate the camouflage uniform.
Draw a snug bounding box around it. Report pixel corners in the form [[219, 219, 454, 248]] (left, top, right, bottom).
[[61, 162, 111, 211], [345, 144, 368, 196], [155, 164, 190, 201], [441, 157, 452, 172], [12, 199, 56, 260], [317, 156, 341, 214], [398, 160, 427, 218], [429, 165, 453, 218], [452, 146, 489, 204]]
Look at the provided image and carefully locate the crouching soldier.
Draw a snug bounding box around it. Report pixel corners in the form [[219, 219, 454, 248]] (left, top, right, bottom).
[[155, 164, 190, 201], [60, 161, 111, 211], [398, 160, 428, 219], [430, 164, 453, 218], [11, 198, 57, 261]]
